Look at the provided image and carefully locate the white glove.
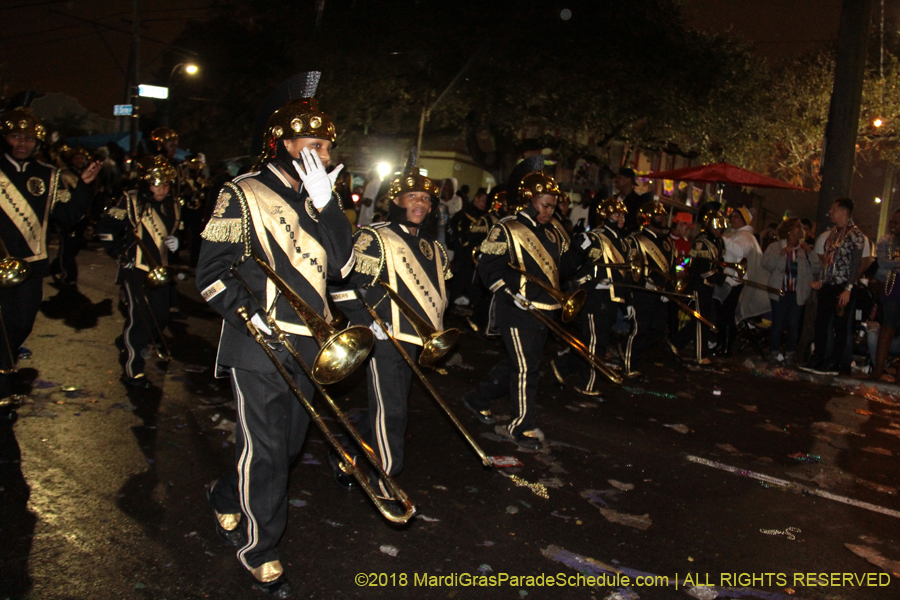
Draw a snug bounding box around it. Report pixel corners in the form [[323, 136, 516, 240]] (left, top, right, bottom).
[[577, 233, 591, 250], [661, 295, 669, 303], [625, 305, 635, 319], [293, 148, 344, 209], [121, 256, 135, 269], [164, 235, 179, 252], [513, 293, 529, 310], [370, 320, 392, 340], [251, 313, 272, 336]]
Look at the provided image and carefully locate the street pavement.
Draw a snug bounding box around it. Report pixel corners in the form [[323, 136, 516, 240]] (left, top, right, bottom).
[[1, 244, 899, 600]]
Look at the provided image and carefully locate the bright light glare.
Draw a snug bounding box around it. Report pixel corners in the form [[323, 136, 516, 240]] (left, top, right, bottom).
[[138, 84, 169, 99], [376, 162, 392, 180], [874, 118, 884, 127], [185, 64, 199, 75], [875, 197, 882, 204]]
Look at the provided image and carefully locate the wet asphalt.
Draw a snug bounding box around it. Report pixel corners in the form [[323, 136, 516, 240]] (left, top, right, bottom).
[[1, 244, 898, 600]]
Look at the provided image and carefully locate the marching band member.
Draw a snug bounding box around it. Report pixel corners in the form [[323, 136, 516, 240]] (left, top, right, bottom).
[[196, 88, 353, 598]]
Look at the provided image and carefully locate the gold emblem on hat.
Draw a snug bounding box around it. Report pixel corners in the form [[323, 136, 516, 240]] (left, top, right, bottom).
[[407, 177, 415, 186], [419, 239, 434, 260], [26, 177, 46, 196], [18, 119, 28, 129], [310, 116, 322, 129], [290, 118, 302, 132], [535, 183, 543, 193], [272, 125, 283, 137]]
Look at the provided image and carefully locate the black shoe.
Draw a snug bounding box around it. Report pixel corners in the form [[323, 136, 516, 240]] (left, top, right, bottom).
[[818, 361, 840, 376], [17, 347, 31, 360], [206, 483, 246, 547], [327, 449, 357, 491], [254, 575, 293, 599], [462, 393, 495, 425], [799, 358, 822, 373], [514, 435, 542, 451], [122, 373, 151, 389]]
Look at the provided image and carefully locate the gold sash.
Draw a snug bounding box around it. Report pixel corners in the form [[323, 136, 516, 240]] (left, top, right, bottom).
[[505, 220, 559, 288], [590, 230, 626, 303], [636, 235, 670, 275], [380, 227, 446, 346], [130, 193, 171, 271], [0, 169, 55, 262], [239, 177, 330, 335]]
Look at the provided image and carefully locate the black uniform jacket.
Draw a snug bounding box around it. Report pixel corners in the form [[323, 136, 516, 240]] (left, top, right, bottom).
[[571, 223, 632, 304], [97, 190, 178, 274], [477, 211, 583, 313], [626, 227, 677, 290], [195, 163, 354, 373], [449, 203, 486, 253], [686, 232, 726, 289], [0, 153, 92, 278], [331, 221, 451, 347]]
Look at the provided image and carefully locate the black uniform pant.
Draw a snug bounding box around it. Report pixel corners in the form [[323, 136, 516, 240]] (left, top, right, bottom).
[[0, 277, 43, 401], [356, 338, 418, 498], [626, 290, 668, 372], [118, 270, 170, 378], [50, 224, 84, 284], [468, 300, 549, 438], [571, 289, 619, 392], [675, 285, 716, 360], [715, 283, 743, 352], [813, 283, 853, 367], [208, 336, 315, 572]]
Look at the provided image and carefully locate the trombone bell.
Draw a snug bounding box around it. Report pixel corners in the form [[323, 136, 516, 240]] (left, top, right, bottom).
[[0, 257, 31, 288], [561, 289, 586, 323], [377, 282, 459, 367], [313, 326, 376, 385], [144, 266, 171, 289]]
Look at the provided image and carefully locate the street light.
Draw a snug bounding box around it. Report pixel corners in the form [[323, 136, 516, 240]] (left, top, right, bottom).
[[164, 62, 200, 125]]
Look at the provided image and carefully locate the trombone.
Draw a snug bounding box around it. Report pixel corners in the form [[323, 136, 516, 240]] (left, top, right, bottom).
[[0, 234, 31, 288], [355, 285, 494, 467], [612, 281, 719, 332], [229, 263, 414, 523], [246, 254, 374, 384], [377, 282, 460, 367], [507, 264, 586, 323], [236, 307, 416, 524], [592, 252, 644, 284], [131, 226, 171, 289], [718, 257, 785, 297]]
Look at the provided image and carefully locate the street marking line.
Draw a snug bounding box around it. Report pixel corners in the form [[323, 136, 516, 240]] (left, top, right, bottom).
[[686, 455, 900, 519]]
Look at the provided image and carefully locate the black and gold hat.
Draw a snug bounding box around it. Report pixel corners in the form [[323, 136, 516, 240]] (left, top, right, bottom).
[[702, 210, 727, 231], [388, 147, 436, 200], [259, 98, 336, 165], [637, 201, 668, 227], [150, 126, 179, 144], [594, 196, 628, 221], [0, 107, 46, 142], [136, 154, 177, 186], [506, 155, 557, 214]]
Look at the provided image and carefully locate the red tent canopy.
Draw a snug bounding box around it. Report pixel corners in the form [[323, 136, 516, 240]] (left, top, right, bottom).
[[648, 161, 809, 192]]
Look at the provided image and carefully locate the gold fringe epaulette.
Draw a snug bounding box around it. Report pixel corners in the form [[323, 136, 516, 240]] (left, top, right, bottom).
[[470, 224, 488, 233], [354, 251, 382, 277], [479, 240, 508, 255], [201, 218, 243, 243], [106, 207, 127, 220]]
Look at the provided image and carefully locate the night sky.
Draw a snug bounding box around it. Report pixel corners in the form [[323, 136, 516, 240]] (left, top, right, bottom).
[[1, 0, 899, 115]]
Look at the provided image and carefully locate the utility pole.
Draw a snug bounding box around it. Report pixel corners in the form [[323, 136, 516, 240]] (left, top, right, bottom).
[[128, 0, 140, 159], [817, 0, 874, 233]]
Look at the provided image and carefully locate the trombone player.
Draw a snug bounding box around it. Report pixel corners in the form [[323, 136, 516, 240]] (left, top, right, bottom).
[[0, 103, 99, 421], [98, 155, 180, 389], [195, 90, 353, 599], [552, 197, 633, 396], [461, 156, 586, 450], [327, 151, 451, 500]]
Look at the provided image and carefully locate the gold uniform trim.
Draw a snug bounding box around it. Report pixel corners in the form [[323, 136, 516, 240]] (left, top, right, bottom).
[[251, 560, 284, 583], [479, 240, 508, 255], [354, 225, 387, 287], [354, 253, 382, 277], [216, 511, 241, 531], [0, 168, 56, 262], [201, 218, 244, 243]]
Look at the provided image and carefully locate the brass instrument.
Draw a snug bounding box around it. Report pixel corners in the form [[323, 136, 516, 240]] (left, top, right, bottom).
[[249, 254, 374, 385], [508, 264, 586, 323], [131, 227, 171, 289], [718, 257, 785, 297], [0, 234, 32, 288], [592, 252, 644, 284], [612, 282, 719, 332], [123, 267, 173, 361], [377, 282, 460, 367], [502, 288, 623, 384], [356, 288, 494, 467], [236, 307, 416, 524]]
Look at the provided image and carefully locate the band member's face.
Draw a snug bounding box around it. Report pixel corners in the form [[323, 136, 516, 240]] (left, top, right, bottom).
[[6, 133, 36, 160], [163, 139, 178, 159], [473, 193, 487, 211], [150, 184, 170, 201], [533, 194, 557, 225], [283, 137, 332, 168], [610, 212, 625, 228], [395, 191, 431, 225]]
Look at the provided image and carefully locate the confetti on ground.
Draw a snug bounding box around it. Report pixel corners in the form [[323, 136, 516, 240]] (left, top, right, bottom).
[[506, 505, 519, 514], [686, 586, 719, 599], [758, 423, 789, 434], [595, 507, 652, 530], [379, 545, 398, 557], [877, 427, 900, 439], [760, 527, 801, 541], [861, 447, 893, 456], [788, 453, 821, 463], [505, 475, 549, 499], [608, 479, 635, 491], [418, 514, 440, 522], [289, 499, 307, 508], [812, 421, 861, 436], [663, 423, 689, 434], [855, 479, 897, 495], [716, 443, 742, 454]]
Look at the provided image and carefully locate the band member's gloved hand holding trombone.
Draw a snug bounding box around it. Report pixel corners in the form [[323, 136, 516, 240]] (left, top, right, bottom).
[[293, 148, 343, 209]]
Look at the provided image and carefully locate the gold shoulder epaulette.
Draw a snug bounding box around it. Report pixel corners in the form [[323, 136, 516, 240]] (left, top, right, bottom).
[[354, 253, 382, 277], [201, 219, 243, 243], [106, 207, 127, 220], [200, 182, 251, 250], [353, 225, 386, 285]]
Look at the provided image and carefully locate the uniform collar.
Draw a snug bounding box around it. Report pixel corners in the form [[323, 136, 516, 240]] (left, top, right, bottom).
[[266, 163, 293, 189], [4, 153, 28, 172]]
